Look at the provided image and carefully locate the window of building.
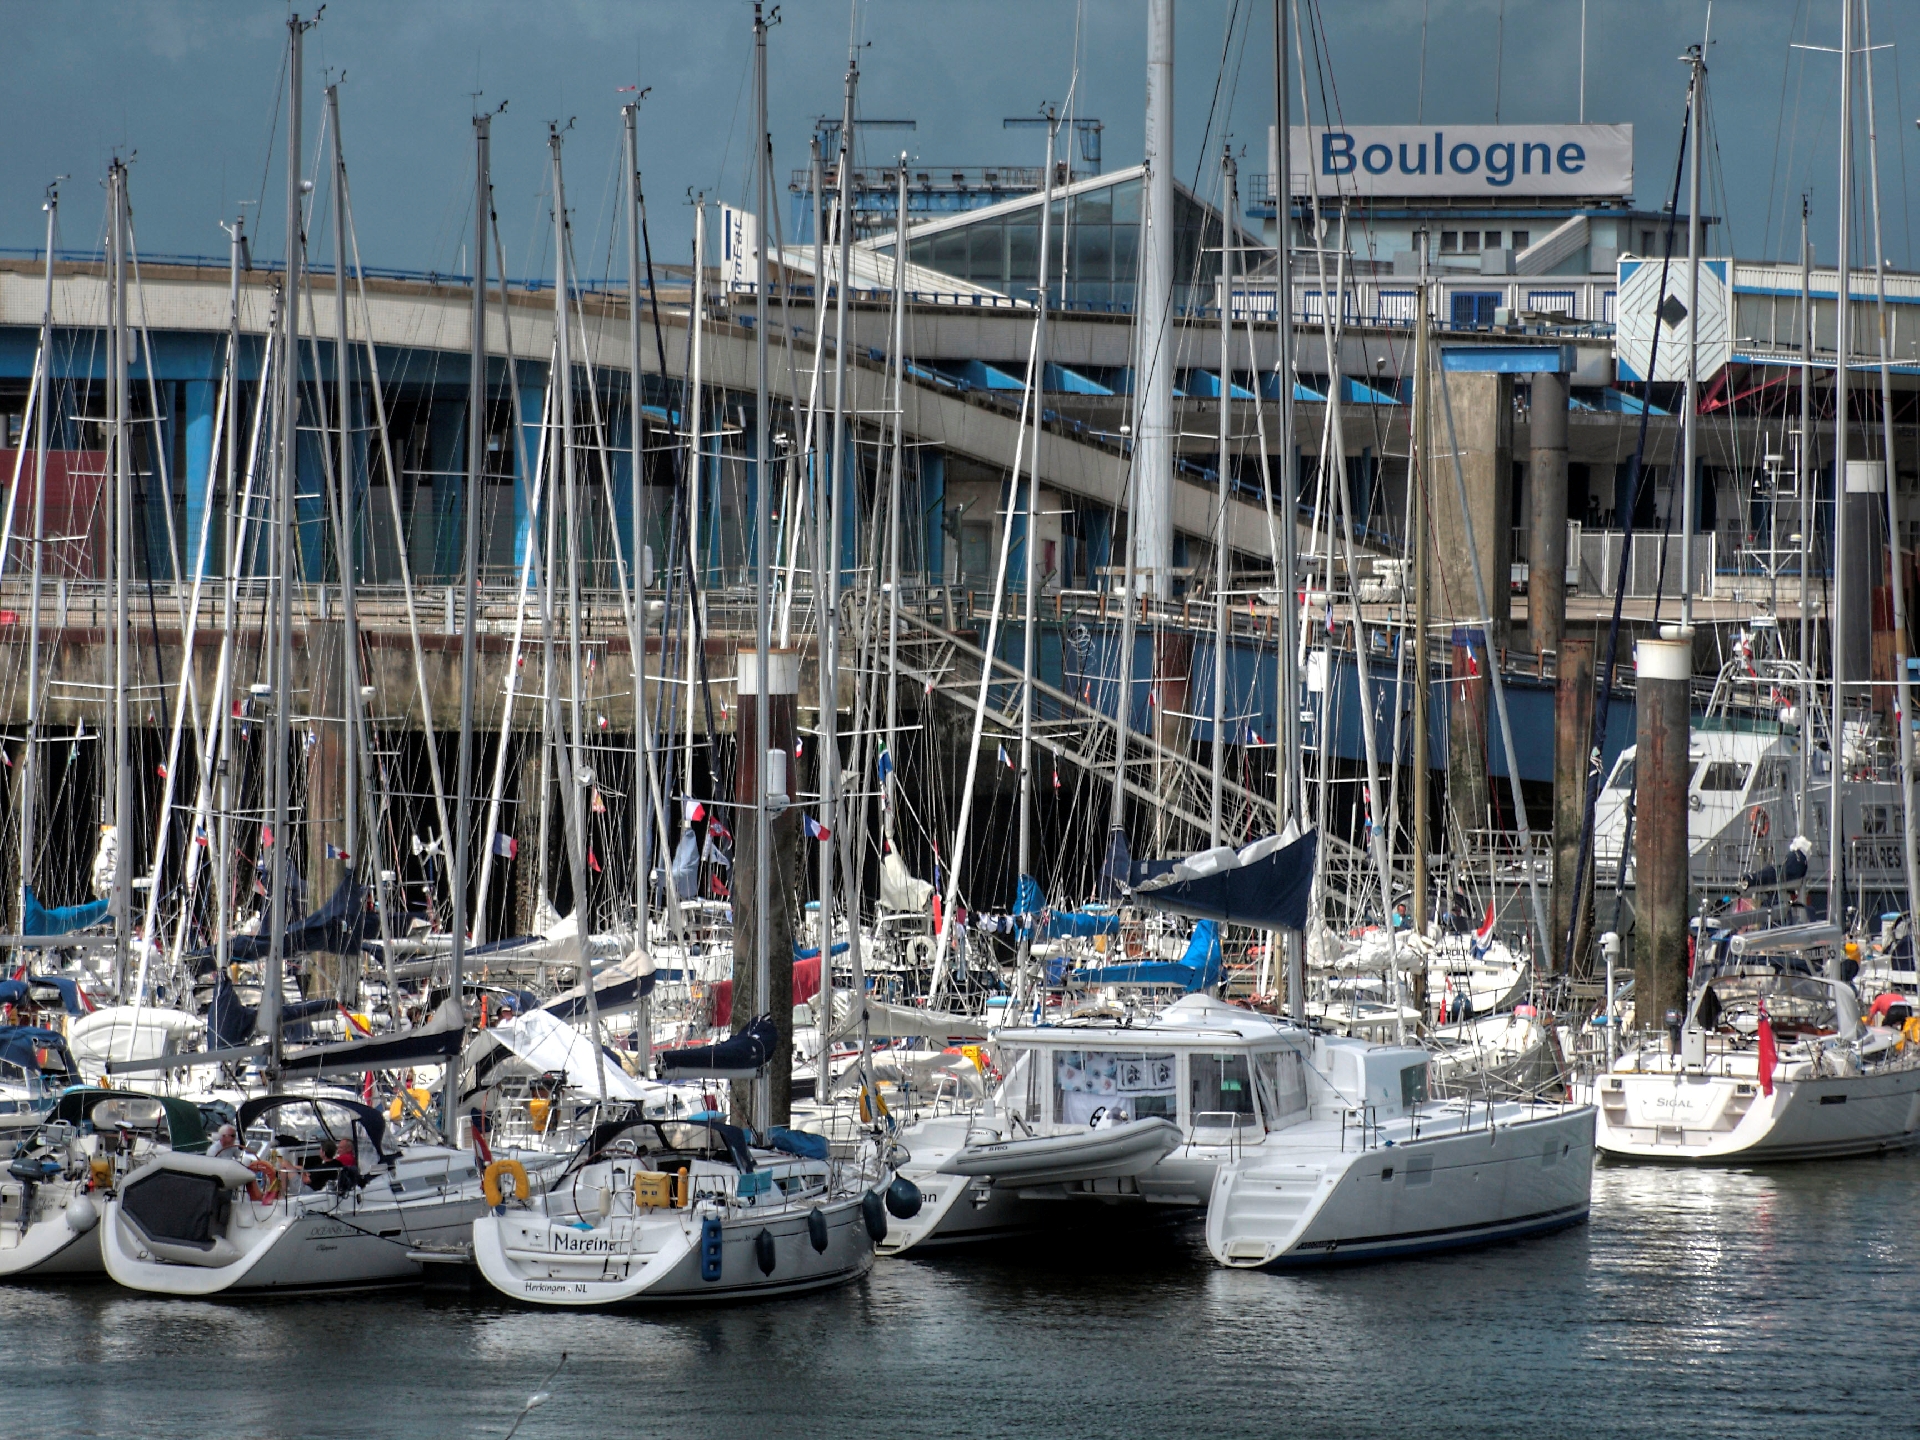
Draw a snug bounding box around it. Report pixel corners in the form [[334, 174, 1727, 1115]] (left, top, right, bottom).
[[1511, 230, 1531, 251], [1483, 230, 1502, 250], [960, 520, 990, 581], [1440, 231, 1459, 253], [1641, 229, 1657, 255], [1462, 231, 1482, 253]]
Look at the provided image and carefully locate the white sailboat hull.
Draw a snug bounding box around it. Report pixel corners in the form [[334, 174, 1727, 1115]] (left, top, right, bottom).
[[1593, 1064, 1920, 1162]]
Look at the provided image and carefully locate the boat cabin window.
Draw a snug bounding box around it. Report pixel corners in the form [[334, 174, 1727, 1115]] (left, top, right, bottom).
[[1401, 1063, 1429, 1111], [1053, 1050, 1176, 1126], [1607, 757, 1634, 791], [1696, 761, 1751, 792], [1000, 1049, 1044, 1124], [1252, 1049, 1309, 1129], [1189, 1052, 1256, 1126]]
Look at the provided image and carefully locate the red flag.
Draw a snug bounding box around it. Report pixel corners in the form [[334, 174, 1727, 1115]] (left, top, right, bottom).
[[932, 892, 943, 935], [588, 849, 602, 873], [1756, 998, 1777, 1096]]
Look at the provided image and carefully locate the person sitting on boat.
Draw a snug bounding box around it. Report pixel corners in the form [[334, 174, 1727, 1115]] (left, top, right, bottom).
[[331, 1138, 362, 1192], [210, 1124, 247, 1161], [302, 1140, 346, 1193]]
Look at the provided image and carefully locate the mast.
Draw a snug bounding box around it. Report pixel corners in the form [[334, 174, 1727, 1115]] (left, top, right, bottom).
[[1858, 0, 1920, 916], [1137, 0, 1174, 599], [266, 14, 310, 1068], [21, 182, 56, 927], [1799, 200, 1814, 835], [1680, 44, 1705, 631], [1273, 0, 1304, 1020], [441, 106, 489, 1132], [327, 82, 361, 920], [215, 210, 246, 996], [752, 2, 775, 1131], [1411, 254, 1431, 935], [1827, 0, 1854, 909], [108, 158, 133, 1003], [1212, 146, 1234, 846], [547, 125, 609, 1101], [685, 197, 705, 805], [1016, 106, 1057, 993], [624, 101, 656, 1072], [883, 154, 907, 842]]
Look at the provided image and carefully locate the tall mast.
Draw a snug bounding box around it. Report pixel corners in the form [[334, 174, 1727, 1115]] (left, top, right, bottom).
[[884, 154, 907, 834], [1680, 44, 1704, 632], [1137, 0, 1175, 599], [1858, 0, 1920, 916], [753, 3, 775, 1133], [441, 107, 489, 1131], [685, 197, 705, 804], [1015, 106, 1057, 993], [327, 82, 362, 918], [1798, 200, 1813, 835], [266, 14, 310, 1067], [1212, 147, 1235, 846], [1273, 0, 1304, 1020], [624, 101, 656, 1041], [1827, 0, 1854, 908], [108, 159, 132, 1002], [21, 182, 56, 926], [214, 210, 245, 992], [547, 125, 609, 1100]]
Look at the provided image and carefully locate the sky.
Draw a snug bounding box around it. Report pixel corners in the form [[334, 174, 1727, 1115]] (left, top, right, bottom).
[[1, 1, 1911, 283]]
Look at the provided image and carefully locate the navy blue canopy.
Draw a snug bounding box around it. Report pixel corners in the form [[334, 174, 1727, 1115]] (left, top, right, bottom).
[[655, 1015, 778, 1080], [191, 878, 367, 970]]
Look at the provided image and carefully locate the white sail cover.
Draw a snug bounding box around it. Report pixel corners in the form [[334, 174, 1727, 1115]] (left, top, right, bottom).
[[879, 851, 934, 913]]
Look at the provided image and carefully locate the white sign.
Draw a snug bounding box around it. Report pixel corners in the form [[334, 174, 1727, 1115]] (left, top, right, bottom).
[[1613, 258, 1731, 384], [1273, 124, 1633, 199], [720, 205, 758, 291]]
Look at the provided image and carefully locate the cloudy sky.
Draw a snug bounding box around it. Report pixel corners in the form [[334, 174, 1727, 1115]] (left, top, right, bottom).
[[2, 1, 1909, 280]]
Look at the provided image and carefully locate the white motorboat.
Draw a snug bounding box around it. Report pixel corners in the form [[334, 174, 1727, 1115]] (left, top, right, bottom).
[[471, 1116, 880, 1306], [0, 1089, 211, 1279], [0, 1025, 83, 1155], [1593, 924, 1920, 1162], [101, 1093, 565, 1295], [883, 994, 1593, 1266]]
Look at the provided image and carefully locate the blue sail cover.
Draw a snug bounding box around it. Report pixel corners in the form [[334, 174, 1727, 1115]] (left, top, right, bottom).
[[655, 1015, 779, 1080], [1045, 909, 1120, 939], [1132, 831, 1318, 932], [22, 886, 109, 937], [1068, 920, 1222, 992]]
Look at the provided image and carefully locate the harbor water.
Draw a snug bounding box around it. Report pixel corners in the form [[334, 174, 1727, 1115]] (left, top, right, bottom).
[[7, 1152, 1915, 1440]]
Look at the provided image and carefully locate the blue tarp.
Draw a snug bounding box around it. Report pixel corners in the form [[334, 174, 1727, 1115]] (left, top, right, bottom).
[[1045, 908, 1121, 939], [1068, 921, 1222, 993], [22, 886, 109, 937]]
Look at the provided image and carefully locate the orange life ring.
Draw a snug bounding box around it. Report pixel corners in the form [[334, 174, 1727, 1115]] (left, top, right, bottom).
[[1750, 807, 1770, 839], [245, 1158, 280, 1203]]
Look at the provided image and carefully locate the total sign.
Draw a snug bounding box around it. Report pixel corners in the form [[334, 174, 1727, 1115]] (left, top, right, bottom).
[[1272, 125, 1633, 199]]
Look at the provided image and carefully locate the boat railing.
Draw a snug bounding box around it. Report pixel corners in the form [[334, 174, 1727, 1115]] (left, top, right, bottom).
[[1188, 1111, 1255, 1163], [1337, 1103, 1379, 1153]]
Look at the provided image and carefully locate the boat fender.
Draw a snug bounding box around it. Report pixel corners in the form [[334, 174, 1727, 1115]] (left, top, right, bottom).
[[885, 1176, 923, 1220], [244, 1159, 280, 1204], [754, 1226, 777, 1276], [861, 1189, 888, 1243], [65, 1194, 98, 1234], [699, 1216, 724, 1282], [481, 1158, 530, 1209], [807, 1206, 830, 1253]]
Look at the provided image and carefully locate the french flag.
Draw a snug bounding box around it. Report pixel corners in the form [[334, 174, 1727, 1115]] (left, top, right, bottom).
[[1472, 901, 1496, 954], [492, 833, 518, 859], [805, 814, 832, 842]]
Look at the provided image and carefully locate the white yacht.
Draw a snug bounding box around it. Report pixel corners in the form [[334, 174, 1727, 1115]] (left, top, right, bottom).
[[101, 1093, 565, 1295], [883, 994, 1594, 1266], [471, 1116, 880, 1306], [1594, 922, 1920, 1162], [0, 1089, 209, 1279]]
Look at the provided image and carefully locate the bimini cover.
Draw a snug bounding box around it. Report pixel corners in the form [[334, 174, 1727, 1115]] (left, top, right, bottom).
[[656, 1015, 778, 1080], [1067, 920, 1223, 992], [1132, 831, 1317, 933], [1045, 908, 1120, 940], [22, 885, 109, 937]]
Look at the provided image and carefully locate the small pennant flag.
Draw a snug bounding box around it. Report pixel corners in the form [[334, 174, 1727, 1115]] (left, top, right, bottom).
[[254, 869, 269, 898], [795, 737, 805, 758], [587, 849, 602, 873], [326, 843, 350, 862], [924, 679, 933, 696], [591, 787, 607, 814], [876, 746, 894, 785], [708, 815, 733, 844], [194, 826, 208, 847], [1052, 766, 1061, 791], [1, 750, 11, 770], [260, 825, 274, 848], [492, 833, 518, 859], [585, 649, 597, 673], [232, 700, 245, 718], [684, 798, 706, 824], [155, 763, 168, 780], [998, 743, 1011, 769], [596, 714, 609, 731], [804, 814, 832, 842], [305, 729, 319, 751]]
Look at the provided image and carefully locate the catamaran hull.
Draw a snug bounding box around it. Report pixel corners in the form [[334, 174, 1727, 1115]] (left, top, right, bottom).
[[1206, 1109, 1595, 1269], [472, 1197, 872, 1307], [1594, 1067, 1920, 1162]]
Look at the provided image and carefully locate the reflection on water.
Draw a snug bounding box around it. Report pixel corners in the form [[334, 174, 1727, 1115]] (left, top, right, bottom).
[[7, 1153, 1916, 1439]]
